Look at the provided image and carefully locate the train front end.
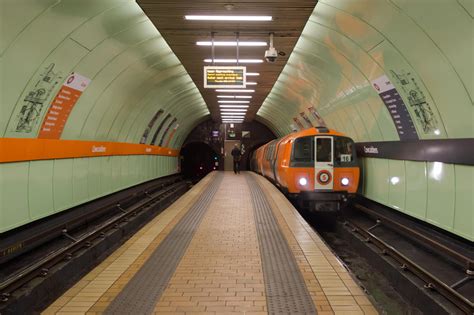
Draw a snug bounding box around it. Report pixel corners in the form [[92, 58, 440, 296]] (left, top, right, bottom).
[[288, 131, 360, 211]]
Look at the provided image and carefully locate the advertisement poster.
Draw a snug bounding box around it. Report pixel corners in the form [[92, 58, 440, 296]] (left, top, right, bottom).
[[38, 72, 91, 139], [307, 106, 326, 127], [371, 74, 418, 141]]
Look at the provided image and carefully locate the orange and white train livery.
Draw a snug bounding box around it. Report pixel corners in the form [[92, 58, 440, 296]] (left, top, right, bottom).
[[251, 127, 360, 211]]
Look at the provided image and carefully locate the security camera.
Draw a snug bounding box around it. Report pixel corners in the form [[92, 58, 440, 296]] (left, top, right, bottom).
[[265, 33, 277, 63], [265, 47, 278, 62]]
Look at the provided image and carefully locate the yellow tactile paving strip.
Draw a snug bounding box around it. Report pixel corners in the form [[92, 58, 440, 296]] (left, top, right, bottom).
[[42, 173, 215, 315], [43, 171, 378, 314], [254, 173, 378, 315], [154, 173, 266, 314]]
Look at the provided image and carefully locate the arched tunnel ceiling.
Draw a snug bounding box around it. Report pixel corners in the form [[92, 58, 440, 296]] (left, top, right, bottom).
[[257, 0, 473, 140], [1, 0, 209, 149]]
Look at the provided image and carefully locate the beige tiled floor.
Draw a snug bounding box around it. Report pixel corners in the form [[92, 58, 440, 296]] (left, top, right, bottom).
[[43, 172, 378, 314], [254, 173, 378, 315], [154, 173, 265, 314], [42, 173, 215, 315]]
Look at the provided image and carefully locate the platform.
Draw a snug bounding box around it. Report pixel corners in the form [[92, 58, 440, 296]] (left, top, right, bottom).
[[42, 172, 378, 315]]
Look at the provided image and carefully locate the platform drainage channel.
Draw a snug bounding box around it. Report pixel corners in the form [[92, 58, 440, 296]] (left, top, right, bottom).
[[104, 174, 223, 315], [246, 175, 317, 314]]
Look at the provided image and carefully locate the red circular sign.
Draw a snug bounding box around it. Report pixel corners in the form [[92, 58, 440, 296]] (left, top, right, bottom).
[[316, 170, 332, 185], [67, 75, 75, 84]]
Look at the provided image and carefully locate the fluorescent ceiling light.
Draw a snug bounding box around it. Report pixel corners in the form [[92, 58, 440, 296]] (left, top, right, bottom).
[[204, 59, 263, 63], [216, 89, 255, 93], [185, 15, 272, 21], [197, 41, 267, 46], [246, 72, 259, 76], [221, 109, 247, 112], [219, 105, 249, 108], [246, 82, 257, 85], [218, 100, 250, 104], [222, 114, 246, 116], [217, 95, 252, 99]]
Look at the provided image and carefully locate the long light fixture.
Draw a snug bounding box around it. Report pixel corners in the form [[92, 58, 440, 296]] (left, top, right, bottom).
[[221, 109, 247, 112], [197, 41, 267, 46], [246, 82, 257, 85], [217, 95, 252, 99], [221, 113, 246, 116], [204, 59, 263, 63], [246, 72, 259, 76], [218, 100, 250, 104], [219, 105, 249, 108], [185, 15, 272, 21], [215, 89, 255, 93]]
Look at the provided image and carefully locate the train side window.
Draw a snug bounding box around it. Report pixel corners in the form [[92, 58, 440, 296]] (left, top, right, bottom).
[[316, 138, 332, 162]]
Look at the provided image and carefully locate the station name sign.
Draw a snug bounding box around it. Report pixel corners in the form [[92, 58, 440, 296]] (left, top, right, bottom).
[[204, 66, 246, 88]]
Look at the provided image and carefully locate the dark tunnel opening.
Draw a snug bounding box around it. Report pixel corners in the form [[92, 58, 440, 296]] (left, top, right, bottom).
[[180, 142, 219, 180]]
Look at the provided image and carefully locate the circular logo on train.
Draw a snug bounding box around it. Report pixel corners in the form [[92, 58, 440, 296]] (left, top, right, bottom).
[[316, 170, 332, 185]]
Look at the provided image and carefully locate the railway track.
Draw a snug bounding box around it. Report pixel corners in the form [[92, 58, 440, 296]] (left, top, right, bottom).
[[311, 198, 474, 314], [0, 177, 189, 313]]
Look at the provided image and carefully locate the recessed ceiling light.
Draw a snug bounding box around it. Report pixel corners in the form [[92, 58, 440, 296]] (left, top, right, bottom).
[[219, 105, 249, 108], [246, 82, 257, 85], [216, 89, 255, 93], [204, 59, 263, 63], [217, 95, 252, 99], [185, 15, 272, 21], [218, 100, 250, 103], [197, 41, 267, 46]]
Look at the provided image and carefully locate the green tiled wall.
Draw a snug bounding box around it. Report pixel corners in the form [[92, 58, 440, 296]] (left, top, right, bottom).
[[0, 0, 208, 232]]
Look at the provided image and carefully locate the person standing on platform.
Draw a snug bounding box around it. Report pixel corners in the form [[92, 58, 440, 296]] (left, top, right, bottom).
[[231, 144, 242, 174]]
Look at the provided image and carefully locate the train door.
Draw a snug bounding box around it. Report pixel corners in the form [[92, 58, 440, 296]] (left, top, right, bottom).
[[314, 136, 333, 190]]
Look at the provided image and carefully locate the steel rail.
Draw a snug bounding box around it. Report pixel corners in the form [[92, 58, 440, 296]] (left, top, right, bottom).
[[345, 218, 474, 314], [354, 203, 473, 272], [0, 181, 186, 302]]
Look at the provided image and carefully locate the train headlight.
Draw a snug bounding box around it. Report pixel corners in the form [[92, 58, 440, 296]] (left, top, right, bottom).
[[341, 177, 349, 186], [299, 177, 308, 186]]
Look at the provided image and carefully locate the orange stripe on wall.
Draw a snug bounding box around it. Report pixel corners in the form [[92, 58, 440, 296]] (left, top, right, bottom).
[[0, 138, 179, 163]]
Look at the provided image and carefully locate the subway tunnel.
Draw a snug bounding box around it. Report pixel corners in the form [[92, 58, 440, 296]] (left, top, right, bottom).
[[0, 0, 473, 314]]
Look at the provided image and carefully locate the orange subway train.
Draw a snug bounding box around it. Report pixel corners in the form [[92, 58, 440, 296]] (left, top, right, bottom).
[[250, 127, 360, 211]]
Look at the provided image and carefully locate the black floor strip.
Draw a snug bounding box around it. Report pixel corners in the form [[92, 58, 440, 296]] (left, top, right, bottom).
[[104, 173, 223, 315], [246, 174, 317, 314]]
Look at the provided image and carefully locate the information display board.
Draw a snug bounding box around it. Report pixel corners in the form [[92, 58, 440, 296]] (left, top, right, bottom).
[[371, 74, 418, 141], [38, 72, 90, 139], [204, 66, 246, 88]]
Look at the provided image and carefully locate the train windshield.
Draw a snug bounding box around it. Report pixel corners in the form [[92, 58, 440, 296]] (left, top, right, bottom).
[[334, 137, 357, 166], [291, 137, 314, 167], [290, 136, 357, 167]]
